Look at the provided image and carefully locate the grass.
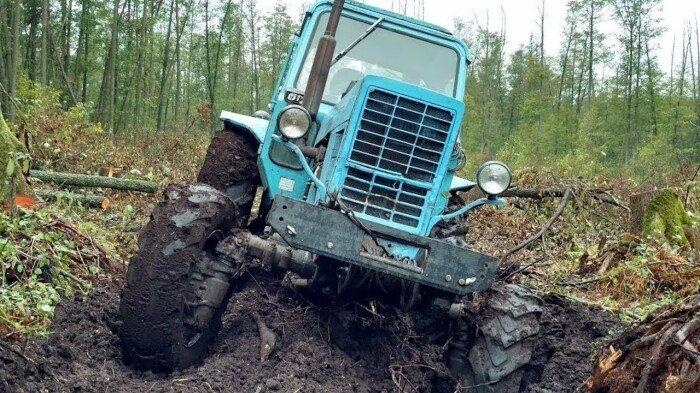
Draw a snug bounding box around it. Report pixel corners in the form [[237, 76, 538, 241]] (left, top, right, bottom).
[[1, 81, 213, 337]]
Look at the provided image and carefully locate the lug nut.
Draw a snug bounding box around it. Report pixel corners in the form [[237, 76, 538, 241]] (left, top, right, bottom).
[[326, 242, 334, 249], [458, 278, 466, 286], [286, 225, 297, 236], [445, 275, 452, 282]]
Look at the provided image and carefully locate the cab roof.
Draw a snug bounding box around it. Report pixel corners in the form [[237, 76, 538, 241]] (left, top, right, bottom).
[[311, 0, 454, 37]]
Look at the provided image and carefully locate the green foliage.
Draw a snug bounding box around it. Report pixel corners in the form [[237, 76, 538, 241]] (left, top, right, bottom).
[[0, 208, 97, 337], [455, 0, 698, 183], [642, 190, 696, 245], [0, 109, 30, 206]]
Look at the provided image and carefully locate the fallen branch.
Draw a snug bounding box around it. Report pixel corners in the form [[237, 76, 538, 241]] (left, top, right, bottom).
[[500, 188, 573, 264], [502, 187, 629, 211], [675, 315, 700, 366], [29, 170, 157, 193], [35, 190, 110, 209], [634, 324, 680, 393]]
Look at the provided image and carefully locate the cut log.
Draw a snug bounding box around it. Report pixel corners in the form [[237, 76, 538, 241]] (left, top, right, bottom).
[[35, 190, 110, 209], [29, 170, 157, 193]]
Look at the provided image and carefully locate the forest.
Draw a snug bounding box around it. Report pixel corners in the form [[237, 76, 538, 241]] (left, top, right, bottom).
[[0, 0, 699, 392]]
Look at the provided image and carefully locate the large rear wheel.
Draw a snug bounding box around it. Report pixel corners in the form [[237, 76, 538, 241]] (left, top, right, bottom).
[[119, 129, 260, 371]]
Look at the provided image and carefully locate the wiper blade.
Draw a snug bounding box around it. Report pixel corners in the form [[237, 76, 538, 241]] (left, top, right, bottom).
[[331, 17, 384, 66]]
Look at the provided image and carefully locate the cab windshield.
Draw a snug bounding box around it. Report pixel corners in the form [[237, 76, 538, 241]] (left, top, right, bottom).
[[295, 13, 460, 104]]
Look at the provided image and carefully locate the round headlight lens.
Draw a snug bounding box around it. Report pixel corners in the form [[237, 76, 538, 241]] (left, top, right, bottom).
[[476, 162, 512, 195], [278, 105, 311, 140]]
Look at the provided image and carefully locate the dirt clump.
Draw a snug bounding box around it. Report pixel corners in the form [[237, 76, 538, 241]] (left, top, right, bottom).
[[0, 271, 622, 392], [196, 129, 259, 193]]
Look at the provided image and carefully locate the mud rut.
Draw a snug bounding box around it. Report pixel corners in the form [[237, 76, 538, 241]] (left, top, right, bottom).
[[0, 265, 621, 393]]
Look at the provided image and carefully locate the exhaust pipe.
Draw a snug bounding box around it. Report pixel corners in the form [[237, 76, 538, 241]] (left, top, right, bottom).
[[303, 0, 345, 120]]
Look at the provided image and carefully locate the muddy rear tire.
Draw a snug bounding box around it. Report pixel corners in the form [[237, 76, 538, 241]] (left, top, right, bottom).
[[197, 128, 260, 207], [119, 184, 241, 371], [119, 129, 260, 371], [448, 284, 543, 392]]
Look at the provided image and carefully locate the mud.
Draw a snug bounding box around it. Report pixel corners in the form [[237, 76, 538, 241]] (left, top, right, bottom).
[[524, 295, 623, 392], [196, 129, 259, 193], [0, 270, 622, 393]]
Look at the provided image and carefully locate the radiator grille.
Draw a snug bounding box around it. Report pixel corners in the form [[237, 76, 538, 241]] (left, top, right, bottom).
[[340, 167, 428, 228], [349, 89, 453, 183], [339, 89, 454, 228]]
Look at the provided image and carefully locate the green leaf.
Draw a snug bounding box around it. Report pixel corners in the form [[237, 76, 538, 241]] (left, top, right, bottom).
[[5, 157, 15, 177], [38, 303, 54, 315]]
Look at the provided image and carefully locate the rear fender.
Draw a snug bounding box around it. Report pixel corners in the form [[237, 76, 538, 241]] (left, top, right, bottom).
[[220, 111, 269, 145]]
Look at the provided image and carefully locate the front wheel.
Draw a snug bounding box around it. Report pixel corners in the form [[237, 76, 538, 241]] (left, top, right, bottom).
[[447, 284, 543, 392]]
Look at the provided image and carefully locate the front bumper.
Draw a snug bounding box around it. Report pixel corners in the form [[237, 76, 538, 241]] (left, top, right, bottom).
[[268, 196, 498, 296]]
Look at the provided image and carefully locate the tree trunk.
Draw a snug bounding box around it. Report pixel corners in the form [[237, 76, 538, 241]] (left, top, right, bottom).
[[156, 0, 175, 131], [538, 0, 545, 66], [673, 31, 689, 145], [29, 170, 158, 193], [205, 0, 233, 132], [7, 0, 21, 122], [0, 1, 8, 115], [133, 0, 149, 127], [645, 40, 659, 136], [40, 0, 50, 85], [230, 18, 243, 107], [174, 0, 182, 127], [557, 25, 573, 110], [96, 0, 120, 131], [61, 0, 73, 75], [79, 0, 91, 102], [587, 0, 595, 106]]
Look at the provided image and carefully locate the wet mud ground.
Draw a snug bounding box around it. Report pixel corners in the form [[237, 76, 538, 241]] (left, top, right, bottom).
[[0, 268, 622, 392]]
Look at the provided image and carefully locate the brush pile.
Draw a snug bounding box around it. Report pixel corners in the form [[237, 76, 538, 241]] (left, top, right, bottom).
[[588, 299, 700, 392]]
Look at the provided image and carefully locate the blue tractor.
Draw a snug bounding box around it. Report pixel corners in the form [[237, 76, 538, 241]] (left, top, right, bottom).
[[119, 1, 542, 391]]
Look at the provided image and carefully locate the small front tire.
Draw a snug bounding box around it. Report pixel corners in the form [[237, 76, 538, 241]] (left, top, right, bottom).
[[447, 284, 543, 392]]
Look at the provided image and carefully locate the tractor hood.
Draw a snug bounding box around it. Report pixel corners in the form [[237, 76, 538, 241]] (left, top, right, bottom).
[[312, 75, 464, 147], [313, 75, 466, 236]]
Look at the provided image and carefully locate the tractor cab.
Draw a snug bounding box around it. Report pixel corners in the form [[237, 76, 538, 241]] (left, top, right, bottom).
[[287, 1, 468, 113]]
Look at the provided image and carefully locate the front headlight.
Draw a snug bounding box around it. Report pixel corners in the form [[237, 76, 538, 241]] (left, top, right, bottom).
[[278, 105, 311, 140], [476, 161, 511, 195]]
